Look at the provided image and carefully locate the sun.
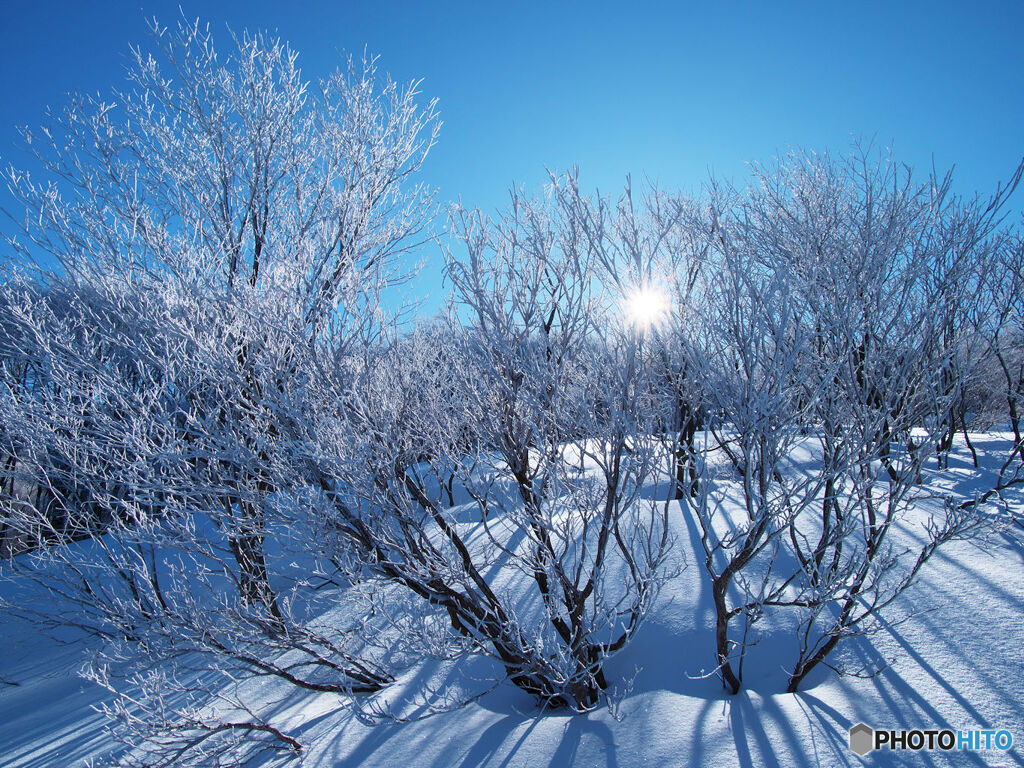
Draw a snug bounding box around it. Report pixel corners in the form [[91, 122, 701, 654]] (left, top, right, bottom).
[[623, 285, 670, 330]]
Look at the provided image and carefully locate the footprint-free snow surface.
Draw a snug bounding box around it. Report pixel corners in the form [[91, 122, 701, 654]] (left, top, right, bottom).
[[2, 436, 1022, 767]]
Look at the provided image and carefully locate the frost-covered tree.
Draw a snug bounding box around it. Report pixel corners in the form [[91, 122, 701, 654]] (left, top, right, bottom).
[[982, 231, 1024, 464], [0, 17, 437, 763], [285, 179, 678, 713], [764, 149, 1021, 691], [0, 22, 677, 763], [4, 21, 1023, 758], [667, 193, 827, 694], [672, 147, 1024, 694], [445, 183, 677, 708], [549, 174, 711, 501]]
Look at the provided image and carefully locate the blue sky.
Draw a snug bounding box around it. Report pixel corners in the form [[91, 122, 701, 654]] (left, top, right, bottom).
[[2, 1, 1022, 311]]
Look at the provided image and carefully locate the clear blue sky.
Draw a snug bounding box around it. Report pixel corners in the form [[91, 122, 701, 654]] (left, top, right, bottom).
[[2, 1, 1022, 311]]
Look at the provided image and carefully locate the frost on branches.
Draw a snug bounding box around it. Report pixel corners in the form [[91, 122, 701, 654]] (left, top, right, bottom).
[[1, 17, 1023, 768], [0, 17, 439, 765]]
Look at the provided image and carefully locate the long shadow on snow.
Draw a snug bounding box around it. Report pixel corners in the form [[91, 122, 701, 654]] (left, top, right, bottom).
[[0, 670, 113, 768], [445, 710, 619, 768], [449, 713, 619, 768], [728, 692, 785, 768], [874, 616, 1022, 766], [840, 634, 995, 768], [791, 693, 860, 768], [448, 714, 542, 768]]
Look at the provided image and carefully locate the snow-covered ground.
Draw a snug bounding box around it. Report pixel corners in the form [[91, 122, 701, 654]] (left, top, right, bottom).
[[2, 436, 1022, 768]]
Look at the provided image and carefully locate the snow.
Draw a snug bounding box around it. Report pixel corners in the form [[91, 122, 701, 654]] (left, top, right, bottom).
[[1, 436, 1022, 768], [0, 626, 111, 768]]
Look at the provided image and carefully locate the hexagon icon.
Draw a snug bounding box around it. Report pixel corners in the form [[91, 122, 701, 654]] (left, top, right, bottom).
[[849, 722, 874, 756]]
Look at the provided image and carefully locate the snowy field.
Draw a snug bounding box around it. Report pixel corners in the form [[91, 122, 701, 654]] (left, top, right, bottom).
[[1, 435, 1022, 768]]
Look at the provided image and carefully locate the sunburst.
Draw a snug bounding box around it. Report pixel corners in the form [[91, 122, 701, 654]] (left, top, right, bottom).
[[623, 285, 670, 330]]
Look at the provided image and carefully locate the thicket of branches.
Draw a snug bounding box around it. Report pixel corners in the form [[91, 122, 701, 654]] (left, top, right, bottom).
[[0, 17, 1022, 767], [660, 151, 1024, 693]]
